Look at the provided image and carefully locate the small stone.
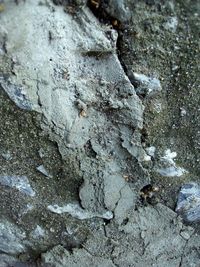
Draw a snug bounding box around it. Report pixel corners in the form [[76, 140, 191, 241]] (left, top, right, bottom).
[[180, 107, 187, 116], [38, 148, 45, 158], [31, 225, 45, 239], [145, 146, 156, 157], [143, 154, 151, 161], [1, 151, 12, 161], [164, 17, 178, 33], [0, 220, 26, 254], [180, 230, 191, 240], [36, 165, 52, 178], [47, 203, 113, 220], [133, 73, 162, 96], [156, 149, 188, 177], [76, 99, 87, 112]]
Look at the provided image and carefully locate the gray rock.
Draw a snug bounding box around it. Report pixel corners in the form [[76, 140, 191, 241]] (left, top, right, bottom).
[[180, 233, 200, 267], [41, 245, 116, 267], [121, 128, 151, 162], [1, 151, 12, 161], [0, 0, 145, 226], [47, 203, 113, 220], [155, 149, 187, 177], [83, 204, 195, 267], [164, 16, 178, 32], [0, 220, 26, 254], [104, 0, 131, 22], [31, 225, 45, 239], [0, 254, 18, 267], [131, 72, 162, 96], [145, 146, 156, 157], [36, 165, 52, 178], [0, 0, 199, 266], [0, 175, 35, 196], [176, 182, 200, 223]]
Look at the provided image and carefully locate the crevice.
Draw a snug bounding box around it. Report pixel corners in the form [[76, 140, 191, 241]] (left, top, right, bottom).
[[86, 0, 150, 166], [115, 30, 130, 81], [86, 1, 133, 89], [87, 0, 121, 29], [36, 75, 42, 108]]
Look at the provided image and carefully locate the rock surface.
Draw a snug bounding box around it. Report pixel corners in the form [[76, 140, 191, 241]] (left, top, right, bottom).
[[0, 0, 199, 266]]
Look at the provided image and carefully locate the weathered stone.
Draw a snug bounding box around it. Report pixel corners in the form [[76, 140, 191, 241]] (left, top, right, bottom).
[[0, 175, 35, 196], [176, 182, 200, 223], [47, 203, 113, 220], [104, 0, 131, 22], [0, 220, 26, 254], [0, 254, 18, 267], [41, 245, 116, 267]]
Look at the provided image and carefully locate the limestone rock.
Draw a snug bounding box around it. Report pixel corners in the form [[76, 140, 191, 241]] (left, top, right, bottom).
[[0, 220, 26, 254]]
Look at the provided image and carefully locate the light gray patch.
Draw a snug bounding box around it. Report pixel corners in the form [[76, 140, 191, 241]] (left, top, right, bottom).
[[0, 220, 26, 254], [47, 203, 113, 220], [36, 165, 52, 178], [41, 245, 116, 267], [0, 175, 35, 196]]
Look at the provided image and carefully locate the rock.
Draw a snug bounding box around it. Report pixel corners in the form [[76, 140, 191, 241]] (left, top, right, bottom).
[[121, 128, 150, 162], [180, 233, 200, 267], [0, 220, 26, 254], [164, 16, 178, 33], [36, 165, 52, 178], [47, 203, 113, 220], [131, 72, 162, 96], [180, 107, 187, 117], [41, 245, 116, 267], [176, 182, 200, 223], [104, 0, 131, 22], [1, 150, 12, 160], [145, 146, 156, 157], [53, 0, 86, 7], [157, 166, 187, 177], [156, 149, 188, 177], [0, 175, 35, 196], [102, 161, 137, 224], [19, 204, 34, 217], [114, 184, 136, 224]]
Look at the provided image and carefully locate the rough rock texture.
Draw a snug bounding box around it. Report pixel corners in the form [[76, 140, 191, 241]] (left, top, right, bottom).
[[0, 0, 199, 266], [41, 245, 116, 267], [0, 0, 149, 223], [114, 0, 200, 209]]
